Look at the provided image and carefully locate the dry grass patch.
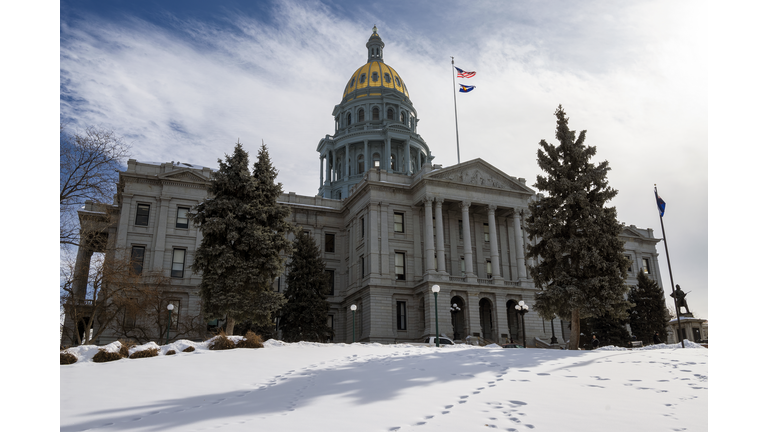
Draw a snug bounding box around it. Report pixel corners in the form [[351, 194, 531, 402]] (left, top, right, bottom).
[[236, 331, 264, 349], [118, 339, 136, 358], [129, 348, 159, 359], [182, 346, 195, 353], [166, 349, 176, 355], [60, 352, 78, 365], [209, 329, 236, 350], [92, 349, 122, 363]]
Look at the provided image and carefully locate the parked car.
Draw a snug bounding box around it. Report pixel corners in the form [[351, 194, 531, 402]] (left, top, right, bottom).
[[463, 336, 495, 347], [424, 336, 455, 346]]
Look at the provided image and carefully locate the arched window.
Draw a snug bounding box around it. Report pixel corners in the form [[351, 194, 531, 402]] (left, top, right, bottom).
[[347, 113, 352, 126], [400, 112, 406, 123], [358, 109, 365, 122], [372, 153, 380, 168], [395, 76, 401, 87], [384, 73, 391, 84], [358, 154, 364, 174], [372, 72, 379, 82], [360, 73, 366, 84], [387, 108, 394, 120], [372, 107, 380, 120], [391, 154, 397, 171]]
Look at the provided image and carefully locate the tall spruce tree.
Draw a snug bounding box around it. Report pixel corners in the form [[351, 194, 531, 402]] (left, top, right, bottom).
[[526, 105, 631, 350], [191, 142, 293, 335], [279, 233, 333, 342], [628, 272, 669, 344]]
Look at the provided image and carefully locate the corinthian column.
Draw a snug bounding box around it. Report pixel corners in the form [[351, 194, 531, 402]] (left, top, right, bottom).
[[461, 201, 474, 276], [512, 208, 527, 279], [424, 197, 435, 274], [435, 199, 446, 273], [487, 205, 501, 279]]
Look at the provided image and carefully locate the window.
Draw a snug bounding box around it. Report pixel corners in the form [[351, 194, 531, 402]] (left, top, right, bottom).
[[397, 301, 407, 330], [327, 315, 334, 341], [361, 217, 365, 238], [347, 113, 352, 126], [360, 256, 365, 279], [326, 270, 335, 296], [372, 71, 379, 82], [395, 76, 401, 87], [642, 258, 651, 274], [130, 246, 145, 275], [358, 154, 364, 174], [372, 152, 380, 168], [123, 298, 138, 328], [384, 72, 391, 83], [460, 257, 466, 276], [625, 255, 633, 273], [395, 252, 406, 280], [391, 154, 396, 170], [484, 223, 490, 242], [360, 73, 366, 84], [394, 212, 404, 233], [387, 108, 394, 120], [276, 276, 281, 292], [372, 107, 379, 120], [171, 248, 186, 278], [135, 204, 150, 226], [349, 77, 355, 88], [358, 108, 365, 122], [176, 207, 189, 229], [325, 233, 335, 253], [400, 112, 405, 123], [458, 220, 463, 240], [167, 299, 181, 330], [486, 260, 493, 278]]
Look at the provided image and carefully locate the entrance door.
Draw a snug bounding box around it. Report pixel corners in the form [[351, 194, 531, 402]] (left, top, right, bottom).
[[479, 298, 494, 341], [450, 296, 466, 341], [506, 300, 520, 343]]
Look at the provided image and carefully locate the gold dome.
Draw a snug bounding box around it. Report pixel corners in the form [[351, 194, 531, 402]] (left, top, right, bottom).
[[342, 61, 409, 100]]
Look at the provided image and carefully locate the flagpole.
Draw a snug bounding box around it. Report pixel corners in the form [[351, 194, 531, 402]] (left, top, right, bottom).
[[451, 56, 461, 164], [655, 185, 685, 348]]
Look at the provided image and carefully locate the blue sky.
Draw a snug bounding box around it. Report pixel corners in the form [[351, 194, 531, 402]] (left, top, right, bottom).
[[56, 0, 710, 318], [55, 0, 712, 316]]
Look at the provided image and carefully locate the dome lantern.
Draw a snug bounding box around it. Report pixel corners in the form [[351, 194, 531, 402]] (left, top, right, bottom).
[[366, 24, 384, 63]]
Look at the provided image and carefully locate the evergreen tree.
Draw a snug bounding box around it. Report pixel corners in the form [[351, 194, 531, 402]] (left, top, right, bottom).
[[191, 142, 293, 335], [279, 233, 333, 342], [526, 105, 631, 350], [628, 272, 669, 344], [579, 314, 631, 348]]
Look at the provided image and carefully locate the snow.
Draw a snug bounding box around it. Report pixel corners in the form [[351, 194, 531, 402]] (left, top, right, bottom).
[[61, 338, 707, 431]]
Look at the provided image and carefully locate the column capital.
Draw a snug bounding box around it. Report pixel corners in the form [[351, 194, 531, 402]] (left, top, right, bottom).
[[434, 197, 444, 205], [461, 200, 472, 209], [487, 204, 497, 213], [423, 195, 435, 204]]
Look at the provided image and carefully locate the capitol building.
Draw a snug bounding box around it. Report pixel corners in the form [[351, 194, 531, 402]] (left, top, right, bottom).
[[65, 27, 664, 347]]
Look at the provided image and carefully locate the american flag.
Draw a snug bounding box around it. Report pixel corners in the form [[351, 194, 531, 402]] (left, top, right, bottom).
[[455, 66, 476, 78]]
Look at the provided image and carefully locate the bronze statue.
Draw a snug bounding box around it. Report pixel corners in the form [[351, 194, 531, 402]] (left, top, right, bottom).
[[670, 284, 690, 315]]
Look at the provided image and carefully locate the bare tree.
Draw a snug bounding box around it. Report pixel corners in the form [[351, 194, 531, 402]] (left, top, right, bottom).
[[60, 125, 130, 246]]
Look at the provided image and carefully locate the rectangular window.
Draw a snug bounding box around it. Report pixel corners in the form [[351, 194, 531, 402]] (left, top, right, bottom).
[[395, 252, 406, 280], [397, 301, 407, 330], [326, 269, 335, 296], [135, 204, 150, 226], [484, 223, 490, 242], [360, 256, 365, 279], [460, 257, 466, 276], [325, 233, 335, 253], [327, 315, 334, 338], [130, 246, 145, 275], [171, 248, 186, 278], [486, 260, 493, 278], [625, 255, 633, 273], [642, 258, 651, 274], [275, 276, 281, 292], [361, 217, 365, 238], [394, 212, 404, 233], [123, 298, 138, 328], [458, 220, 463, 240], [176, 207, 189, 229], [168, 299, 181, 330]]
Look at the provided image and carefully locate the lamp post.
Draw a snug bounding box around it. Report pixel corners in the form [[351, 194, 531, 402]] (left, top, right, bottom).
[[515, 300, 528, 348], [350, 304, 357, 343], [165, 303, 175, 345], [432, 285, 440, 347], [450, 303, 461, 341]]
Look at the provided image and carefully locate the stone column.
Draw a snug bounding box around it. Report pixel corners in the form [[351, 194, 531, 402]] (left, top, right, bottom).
[[72, 245, 94, 299], [385, 137, 392, 173], [512, 208, 527, 279], [487, 205, 501, 279], [344, 143, 350, 180], [369, 203, 380, 275], [364, 140, 369, 172], [152, 195, 171, 272], [115, 193, 133, 247], [461, 201, 475, 276], [423, 197, 435, 274], [435, 198, 446, 274], [326, 151, 332, 184], [406, 139, 411, 175], [319, 155, 324, 189]]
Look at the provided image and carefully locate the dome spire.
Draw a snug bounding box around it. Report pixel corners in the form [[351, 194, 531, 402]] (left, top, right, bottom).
[[366, 24, 384, 63]]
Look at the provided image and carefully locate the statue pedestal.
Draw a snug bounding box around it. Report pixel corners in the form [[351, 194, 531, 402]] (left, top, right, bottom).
[[668, 315, 708, 344]]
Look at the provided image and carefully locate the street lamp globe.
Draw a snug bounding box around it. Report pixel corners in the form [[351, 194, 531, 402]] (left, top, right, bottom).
[[167, 303, 175, 311], [432, 285, 440, 293], [350, 304, 357, 311]]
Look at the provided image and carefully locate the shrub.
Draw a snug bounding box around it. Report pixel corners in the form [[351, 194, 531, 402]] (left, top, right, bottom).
[[209, 330, 236, 350], [166, 350, 176, 355], [236, 331, 264, 349], [129, 348, 159, 359], [118, 339, 136, 358], [182, 346, 196, 353], [92, 349, 122, 363], [60, 352, 78, 365]]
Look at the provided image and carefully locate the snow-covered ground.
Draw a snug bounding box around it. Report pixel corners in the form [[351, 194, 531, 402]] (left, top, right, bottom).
[[61, 339, 707, 431]]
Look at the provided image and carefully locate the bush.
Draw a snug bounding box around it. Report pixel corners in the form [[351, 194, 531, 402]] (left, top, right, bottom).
[[60, 352, 78, 365], [166, 350, 176, 355], [182, 346, 196, 353], [118, 339, 136, 358], [92, 349, 122, 363], [209, 330, 236, 350], [129, 348, 159, 359], [236, 331, 264, 349]]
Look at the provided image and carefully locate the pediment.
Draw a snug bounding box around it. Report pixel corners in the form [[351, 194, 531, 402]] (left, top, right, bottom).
[[158, 169, 209, 183], [425, 158, 534, 193]]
